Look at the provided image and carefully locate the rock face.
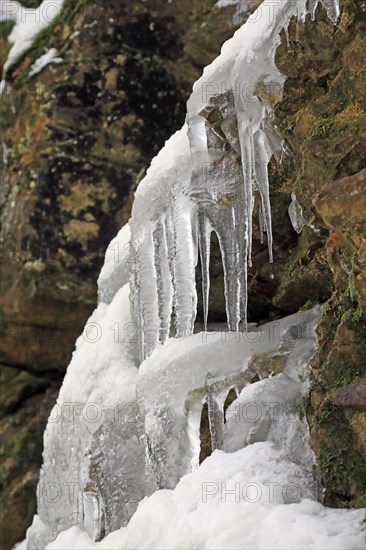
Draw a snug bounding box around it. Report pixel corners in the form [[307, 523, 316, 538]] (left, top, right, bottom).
[[273, 0, 366, 508], [0, 0, 365, 546]]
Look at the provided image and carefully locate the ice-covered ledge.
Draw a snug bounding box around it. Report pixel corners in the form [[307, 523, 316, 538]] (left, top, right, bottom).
[[136, 307, 321, 490]]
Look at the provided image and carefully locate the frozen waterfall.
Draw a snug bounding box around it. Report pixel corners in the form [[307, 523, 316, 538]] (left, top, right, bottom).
[[129, 0, 341, 362], [25, 0, 366, 549]]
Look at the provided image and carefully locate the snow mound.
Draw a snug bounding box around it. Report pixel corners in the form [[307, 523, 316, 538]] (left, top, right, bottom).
[[46, 443, 366, 550]]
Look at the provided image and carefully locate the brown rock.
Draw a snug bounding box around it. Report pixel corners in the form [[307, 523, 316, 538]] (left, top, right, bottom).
[[332, 378, 366, 411], [314, 168, 366, 230]]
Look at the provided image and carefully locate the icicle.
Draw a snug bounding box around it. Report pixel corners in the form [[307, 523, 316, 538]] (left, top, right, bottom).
[[214, 204, 242, 331], [254, 128, 274, 263], [197, 208, 212, 331], [259, 204, 265, 245], [129, 127, 193, 360], [207, 393, 224, 451], [237, 117, 255, 269], [81, 448, 106, 542], [309, 0, 340, 24], [171, 197, 197, 338], [136, 231, 160, 360], [284, 22, 290, 47], [309, 0, 318, 21], [153, 220, 173, 344], [324, 0, 340, 24]]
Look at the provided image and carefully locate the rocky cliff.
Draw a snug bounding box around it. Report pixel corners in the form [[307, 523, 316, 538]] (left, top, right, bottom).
[[0, 0, 365, 547]]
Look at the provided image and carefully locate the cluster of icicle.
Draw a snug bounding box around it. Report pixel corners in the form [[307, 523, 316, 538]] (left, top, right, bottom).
[[130, 0, 340, 361]]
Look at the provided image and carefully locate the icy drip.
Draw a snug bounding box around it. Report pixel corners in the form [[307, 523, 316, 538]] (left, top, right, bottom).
[[215, 0, 340, 26], [214, 0, 257, 26], [130, 128, 195, 361], [309, 0, 340, 24]]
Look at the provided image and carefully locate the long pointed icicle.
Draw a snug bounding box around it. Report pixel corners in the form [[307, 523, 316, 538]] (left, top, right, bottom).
[[254, 129, 274, 263], [197, 208, 211, 331], [137, 231, 160, 360], [207, 393, 224, 452], [214, 205, 242, 332], [153, 220, 173, 344], [171, 197, 198, 338]]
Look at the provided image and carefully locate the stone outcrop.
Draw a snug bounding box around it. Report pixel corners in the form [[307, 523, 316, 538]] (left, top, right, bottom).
[[273, 0, 366, 508]]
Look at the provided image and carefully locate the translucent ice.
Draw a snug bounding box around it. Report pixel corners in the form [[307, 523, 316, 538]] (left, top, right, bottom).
[[136, 307, 321, 489], [45, 444, 366, 550], [97, 224, 131, 304], [309, 0, 340, 24], [26, 285, 145, 549], [288, 193, 319, 234]]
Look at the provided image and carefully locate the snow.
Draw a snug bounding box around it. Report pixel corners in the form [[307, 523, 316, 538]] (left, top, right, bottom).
[[97, 224, 131, 304], [27, 284, 144, 548], [28, 47, 63, 77], [45, 444, 366, 550], [0, 0, 63, 74], [28, 303, 336, 549], [55, 283, 138, 409], [136, 307, 321, 489]]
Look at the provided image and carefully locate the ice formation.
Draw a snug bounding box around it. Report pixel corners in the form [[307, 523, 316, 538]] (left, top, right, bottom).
[[215, 0, 340, 25], [214, 0, 259, 26], [27, 289, 328, 548], [288, 192, 319, 234], [27, 299, 366, 548], [97, 224, 131, 304], [130, 0, 342, 362], [24, 1, 366, 549]]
